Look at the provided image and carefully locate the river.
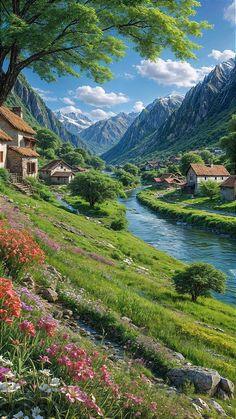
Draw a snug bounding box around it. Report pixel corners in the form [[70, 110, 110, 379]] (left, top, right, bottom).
[[121, 188, 236, 306]]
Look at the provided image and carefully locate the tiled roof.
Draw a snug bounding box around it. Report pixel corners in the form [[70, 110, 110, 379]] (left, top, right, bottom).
[[41, 159, 73, 171], [188, 164, 230, 177], [0, 129, 12, 142], [0, 106, 36, 135], [8, 146, 39, 157], [51, 171, 74, 177], [221, 176, 236, 188]]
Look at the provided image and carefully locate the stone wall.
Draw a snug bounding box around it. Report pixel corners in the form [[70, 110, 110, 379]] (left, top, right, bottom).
[[7, 147, 23, 175], [0, 142, 7, 168], [22, 158, 38, 178], [221, 187, 235, 202]]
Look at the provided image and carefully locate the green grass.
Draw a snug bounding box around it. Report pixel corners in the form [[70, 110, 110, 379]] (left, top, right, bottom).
[[1, 182, 236, 416]]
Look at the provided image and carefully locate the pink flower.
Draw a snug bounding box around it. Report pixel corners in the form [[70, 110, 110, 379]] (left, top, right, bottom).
[[37, 316, 57, 337], [19, 320, 36, 337], [61, 385, 87, 403], [38, 355, 51, 364], [150, 401, 158, 412]]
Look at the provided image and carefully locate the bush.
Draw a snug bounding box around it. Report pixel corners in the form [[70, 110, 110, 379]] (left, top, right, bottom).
[[110, 216, 128, 231], [172, 262, 226, 302], [25, 177, 54, 202], [200, 180, 220, 200], [0, 168, 10, 182]]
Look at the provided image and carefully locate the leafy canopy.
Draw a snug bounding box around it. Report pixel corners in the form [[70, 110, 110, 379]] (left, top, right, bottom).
[[173, 262, 226, 302], [69, 170, 119, 207], [220, 114, 236, 174], [200, 180, 220, 200], [115, 169, 139, 187], [36, 128, 60, 151], [123, 163, 139, 176], [0, 0, 210, 103], [180, 152, 204, 174]]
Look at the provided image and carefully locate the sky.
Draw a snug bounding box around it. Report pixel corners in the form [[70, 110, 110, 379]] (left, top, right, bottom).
[[23, 0, 236, 122]]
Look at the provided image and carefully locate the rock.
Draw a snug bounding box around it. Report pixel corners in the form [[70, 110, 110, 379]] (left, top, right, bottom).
[[53, 309, 63, 320], [63, 309, 73, 318], [167, 366, 221, 395], [173, 352, 185, 361], [41, 288, 58, 303], [216, 388, 230, 400], [21, 273, 35, 290], [191, 403, 204, 418], [219, 377, 234, 398], [209, 400, 227, 416], [192, 398, 209, 411], [121, 316, 132, 323]]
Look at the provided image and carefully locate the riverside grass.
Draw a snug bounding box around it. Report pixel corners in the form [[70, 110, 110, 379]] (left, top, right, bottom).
[[1, 183, 236, 416], [137, 189, 236, 236]]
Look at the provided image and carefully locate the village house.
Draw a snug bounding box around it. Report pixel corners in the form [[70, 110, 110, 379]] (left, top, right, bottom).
[[185, 163, 230, 194], [220, 176, 236, 202], [40, 159, 76, 185], [145, 160, 160, 171], [0, 106, 39, 179], [153, 173, 185, 189]]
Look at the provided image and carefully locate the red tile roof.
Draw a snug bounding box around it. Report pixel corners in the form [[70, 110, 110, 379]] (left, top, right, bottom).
[[8, 146, 39, 157], [0, 129, 12, 142], [188, 164, 230, 177], [51, 171, 74, 177], [0, 107, 36, 135], [221, 176, 236, 188]]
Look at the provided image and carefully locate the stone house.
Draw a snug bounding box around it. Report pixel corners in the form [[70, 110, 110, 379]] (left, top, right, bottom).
[[186, 164, 230, 194], [41, 159, 75, 185], [0, 106, 39, 178], [0, 129, 12, 169], [220, 176, 236, 202]]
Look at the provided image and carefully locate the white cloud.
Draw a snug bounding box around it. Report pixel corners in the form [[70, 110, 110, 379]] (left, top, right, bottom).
[[133, 101, 145, 112], [61, 97, 75, 105], [58, 106, 83, 114], [208, 49, 235, 61], [136, 59, 213, 88], [74, 85, 129, 107], [224, 0, 236, 25], [33, 87, 58, 102], [89, 109, 116, 120], [124, 72, 135, 80]]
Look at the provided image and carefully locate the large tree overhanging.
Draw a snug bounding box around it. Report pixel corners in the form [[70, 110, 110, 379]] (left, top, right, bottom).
[[0, 0, 210, 105]]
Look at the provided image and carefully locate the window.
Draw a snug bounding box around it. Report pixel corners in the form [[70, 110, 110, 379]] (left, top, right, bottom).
[[205, 177, 207, 180], [27, 162, 36, 174], [215, 177, 217, 180], [0, 151, 3, 163]]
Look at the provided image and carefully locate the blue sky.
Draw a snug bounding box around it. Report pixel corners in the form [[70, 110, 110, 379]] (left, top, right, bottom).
[[23, 0, 236, 121]]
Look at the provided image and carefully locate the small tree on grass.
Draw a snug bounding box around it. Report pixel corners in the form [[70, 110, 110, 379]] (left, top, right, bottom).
[[200, 180, 220, 200], [69, 171, 119, 207], [173, 262, 226, 302]]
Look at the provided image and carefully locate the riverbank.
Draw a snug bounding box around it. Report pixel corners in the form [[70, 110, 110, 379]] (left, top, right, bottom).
[[137, 189, 236, 237]]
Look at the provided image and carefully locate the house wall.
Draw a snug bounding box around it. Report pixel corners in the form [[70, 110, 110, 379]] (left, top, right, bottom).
[[50, 175, 74, 185], [7, 148, 38, 178], [187, 168, 228, 193], [221, 187, 235, 202], [0, 142, 7, 168], [0, 116, 24, 147], [22, 158, 38, 178], [51, 163, 72, 175]]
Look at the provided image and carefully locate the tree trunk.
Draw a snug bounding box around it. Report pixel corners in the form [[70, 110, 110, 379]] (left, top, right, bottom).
[[191, 294, 197, 302], [0, 72, 18, 106]]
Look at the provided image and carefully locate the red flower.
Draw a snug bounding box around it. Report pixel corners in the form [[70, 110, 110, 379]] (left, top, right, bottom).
[[19, 320, 36, 337], [0, 278, 21, 323]]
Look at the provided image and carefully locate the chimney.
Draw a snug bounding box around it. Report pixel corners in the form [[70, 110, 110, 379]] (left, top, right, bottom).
[[11, 107, 23, 119]]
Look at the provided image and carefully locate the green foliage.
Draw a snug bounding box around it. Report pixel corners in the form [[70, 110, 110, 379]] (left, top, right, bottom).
[[110, 216, 128, 231], [36, 128, 60, 151], [220, 114, 236, 174], [141, 170, 159, 184], [88, 156, 105, 171], [0, 1, 210, 104], [180, 152, 204, 174], [69, 170, 119, 207], [200, 180, 220, 200], [115, 169, 139, 188], [0, 168, 10, 182], [123, 163, 139, 176], [172, 262, 226, 302], [199, 150, 214, 165], [25, 177, 54, 202]]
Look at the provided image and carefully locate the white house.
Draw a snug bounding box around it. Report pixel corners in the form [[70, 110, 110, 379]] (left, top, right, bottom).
[[186, 163, 230, 193], [0, 129, 12, 169], [0, 106, 39, 178], [41, 159, 75, 185]]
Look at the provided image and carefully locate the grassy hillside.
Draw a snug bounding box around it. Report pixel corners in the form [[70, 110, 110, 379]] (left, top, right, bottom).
[[0, 180, 236, 417]]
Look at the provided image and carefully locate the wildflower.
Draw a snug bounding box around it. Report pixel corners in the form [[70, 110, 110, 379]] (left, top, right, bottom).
[[0, 382, 20, 393], [61, 386, 103, 416], [50, 377, 60, 388], [150, 401, 158, 412], [0, 355, 13, 367], [0, 278, 21, 322], [12, 412, 29, 419], [125, 393, 144, 406], [38, 355, 51, 364], [37, 316, 57, 337], [21, 301, 33, 311], [39, 383, 52, 394], [0, 367, 14, 381], [39, 369, 52, 377], [19, 320, 36, 337], [32, 407, 44, 419], [46, 344, 60, 357]]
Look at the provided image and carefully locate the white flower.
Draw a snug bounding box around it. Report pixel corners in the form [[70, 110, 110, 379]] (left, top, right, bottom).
[[39, 383, 52, 393], [0, 355, 13, 367], [39, 369, 51, 377], [12, 412, 29, 419], [0, 382, 20, 393], [50, 377, 60, 388], [31, 407, 44, 419]]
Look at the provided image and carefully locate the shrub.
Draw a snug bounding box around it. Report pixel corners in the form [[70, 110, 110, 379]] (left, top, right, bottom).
[[172, 262, 226, 302], [0, 168, 10, 182], [200, 180, 220, 200], [25, 177, 54, 202], [110, 217, 128, 231]]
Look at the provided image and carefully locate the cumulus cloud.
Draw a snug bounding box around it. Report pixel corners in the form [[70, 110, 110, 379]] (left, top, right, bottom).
[[61, 97, 75, 105], [208, 49, 235, 61], [224, 0, 236, 25], [136, 59, 213, 88], [133, 101, 145, 112], [33, 87, 58, 102], [58, 106, 83, 114], [89, 109, 116, 120], [74, 85, 129, 107]]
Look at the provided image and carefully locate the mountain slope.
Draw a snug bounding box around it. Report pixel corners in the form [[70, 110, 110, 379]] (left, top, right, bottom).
[[102, 95, 183, 163], [80, 112, 138, 154], [6, 75, 86, 148], [55, 110, 93, 134]]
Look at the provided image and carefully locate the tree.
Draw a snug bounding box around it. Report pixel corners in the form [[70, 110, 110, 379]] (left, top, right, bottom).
[[199, 150, 214, 165], [0, 1, 210, 105], [36, 128, 60, 150], [220, 114, 236, 174], [123, 163, 139, 176], [115, 169, 138, 188], [200, 180, 220, 200], [180, 152, 204, 174], [69, 171, 119, 207], [63, 151, 85, 167], [173, 262, 226, 302], [89, 156, 105, 171]]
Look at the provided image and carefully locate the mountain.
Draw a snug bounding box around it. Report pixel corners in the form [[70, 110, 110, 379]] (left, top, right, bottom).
[[104, 59, 236, 164], [6, 75, 86, 148], [80, 112, 138, 154], [54, 110, 93, 134], [102, 95, 184, 163]]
